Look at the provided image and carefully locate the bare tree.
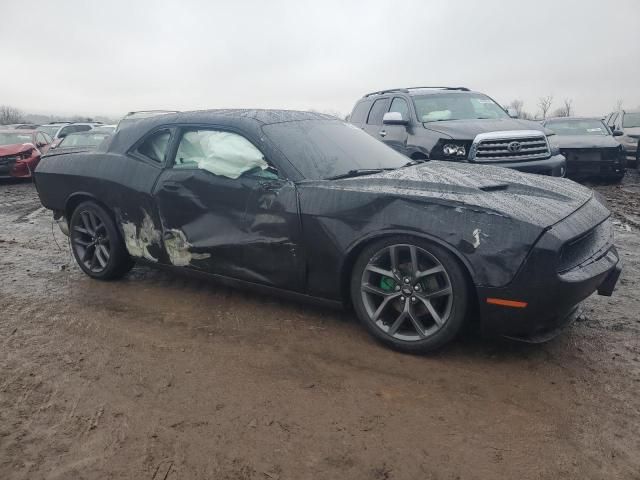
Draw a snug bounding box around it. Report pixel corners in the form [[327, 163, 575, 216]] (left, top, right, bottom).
[[537, 95, 554, 119], [615, 98, 624, 111], [508, 99, 525, 118], [0, 105, 25, 125], [563, 98, 573, 117], [553, 99, 574, 118]]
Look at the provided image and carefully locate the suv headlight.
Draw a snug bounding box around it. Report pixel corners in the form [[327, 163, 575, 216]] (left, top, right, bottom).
[[443, 144, 466, 157]]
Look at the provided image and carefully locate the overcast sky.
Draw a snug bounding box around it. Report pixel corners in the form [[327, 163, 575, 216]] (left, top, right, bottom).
[[1, 0, 638, 119]]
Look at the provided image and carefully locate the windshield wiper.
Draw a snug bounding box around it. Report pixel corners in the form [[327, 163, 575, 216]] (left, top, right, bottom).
[[402, 159, 427, 168], [325, 168, 389, 180]]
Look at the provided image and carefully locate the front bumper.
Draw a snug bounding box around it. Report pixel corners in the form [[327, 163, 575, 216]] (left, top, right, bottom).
[[0, 155, 40, 178], [474, 154, 566, 177], [562, 151, 627, 178], [477, 199, 620, 342]]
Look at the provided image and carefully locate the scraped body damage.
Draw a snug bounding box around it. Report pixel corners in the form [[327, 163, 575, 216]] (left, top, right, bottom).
[[120, 211, 161, 262]]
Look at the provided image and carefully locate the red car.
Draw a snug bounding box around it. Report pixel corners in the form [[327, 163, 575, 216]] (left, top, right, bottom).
[[0, 129, 52, 179]]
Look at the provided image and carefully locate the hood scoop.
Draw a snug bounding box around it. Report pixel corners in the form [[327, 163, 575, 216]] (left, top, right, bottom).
[[478, 183, 509, 192]]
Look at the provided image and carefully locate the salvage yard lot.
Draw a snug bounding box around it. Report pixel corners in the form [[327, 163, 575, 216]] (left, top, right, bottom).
[[1, 174, 639, 479]]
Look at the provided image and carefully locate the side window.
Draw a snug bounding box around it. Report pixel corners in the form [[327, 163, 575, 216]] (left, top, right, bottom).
[[389, 97, 410, 121], [59, 126, 73, 137], [75, 125, 92, 133], [367, 98, 389, 125], [350, 101, 372, 124], [135, 129, 171, 163], [173, 129, 270, 180], [42, 132, 52, 143], [608, 112, 618, 129], [36, 133, 46, 145]]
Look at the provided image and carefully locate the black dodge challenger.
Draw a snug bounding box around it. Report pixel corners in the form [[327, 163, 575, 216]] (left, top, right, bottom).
[[34, 110, 621, 353], [543, 117, 627, 180]]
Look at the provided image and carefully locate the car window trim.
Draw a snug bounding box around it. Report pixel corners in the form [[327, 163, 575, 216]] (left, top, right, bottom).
[[388, 96, 412, 123], [366, 97, 390, 125], [165, 124, 284, 180], [127, 126, 177, 168]]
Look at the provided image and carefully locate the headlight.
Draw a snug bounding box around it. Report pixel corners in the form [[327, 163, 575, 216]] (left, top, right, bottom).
[[19, 149, 33, 160], [548, 138, 560, 156], [443, 144, 466, 157]]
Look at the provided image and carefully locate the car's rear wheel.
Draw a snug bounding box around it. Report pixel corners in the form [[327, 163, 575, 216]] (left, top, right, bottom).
[[351, 237, 469, 353], [70, 201, 133, 280]]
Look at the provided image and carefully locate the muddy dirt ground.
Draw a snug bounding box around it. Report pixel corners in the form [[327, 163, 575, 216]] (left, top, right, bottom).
[[1, 171, 639, 480]]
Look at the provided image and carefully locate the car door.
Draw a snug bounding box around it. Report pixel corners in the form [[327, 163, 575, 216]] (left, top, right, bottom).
[[152, 126, 304, 291], [380, 96, 411, 155], [36, 132, 50, 154], [363, 97, 390, 144]]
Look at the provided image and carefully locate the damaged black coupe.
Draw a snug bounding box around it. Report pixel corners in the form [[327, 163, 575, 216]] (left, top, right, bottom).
[[34, 110, 621, 353]]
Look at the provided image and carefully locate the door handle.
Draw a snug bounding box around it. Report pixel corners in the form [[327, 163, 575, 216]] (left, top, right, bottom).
[[378, 130, 387, 137], [163, 182, 180, 192]]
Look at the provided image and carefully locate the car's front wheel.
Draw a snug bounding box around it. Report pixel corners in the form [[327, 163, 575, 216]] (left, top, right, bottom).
[[351, 237, 469, 353], [69, 201, 133, 280]]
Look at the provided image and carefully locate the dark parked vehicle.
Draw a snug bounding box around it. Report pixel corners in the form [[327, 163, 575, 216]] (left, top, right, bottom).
[[34, 110, 620, 352], [0, 129, 52, 178], [604, 110, 640, 166], [542, 117, 626, 180], [349, 87, 566, 176]]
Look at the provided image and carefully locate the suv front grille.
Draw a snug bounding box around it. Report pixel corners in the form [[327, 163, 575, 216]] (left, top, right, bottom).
[[558, 218, 613, 273], [470, 130, 550, 163]]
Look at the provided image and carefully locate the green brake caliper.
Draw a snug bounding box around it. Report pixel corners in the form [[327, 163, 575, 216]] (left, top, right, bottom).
[[380, 276, 396, 292]]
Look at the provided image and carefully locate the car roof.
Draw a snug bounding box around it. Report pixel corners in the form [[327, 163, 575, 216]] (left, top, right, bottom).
[[108, 109, 339, 154]]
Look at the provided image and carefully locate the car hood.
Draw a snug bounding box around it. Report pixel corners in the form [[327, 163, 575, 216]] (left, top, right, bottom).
[[623, 126, 640, 137], [552, 135, 620, 149], [0, 143, 34, 156], [422, 118, 549, 140], [323, 161, 593, 229]]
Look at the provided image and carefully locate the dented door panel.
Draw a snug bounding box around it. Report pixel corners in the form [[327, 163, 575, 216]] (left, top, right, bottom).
[[152, 169, 303, 290]]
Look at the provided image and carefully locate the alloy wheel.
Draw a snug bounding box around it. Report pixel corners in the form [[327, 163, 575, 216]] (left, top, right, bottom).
[[72, 209, 111, 273], [360, 244, 453, 341]]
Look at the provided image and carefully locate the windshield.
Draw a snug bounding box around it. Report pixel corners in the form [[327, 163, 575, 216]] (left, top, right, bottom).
[[413, 93, 508, 123], [623, 112, 640, 128], [544, 119, 608, 136], [263, 120, 408, 180], [0, 132, 33, 146], [59, 133, 110, 147], [37, 125, 60, 137]]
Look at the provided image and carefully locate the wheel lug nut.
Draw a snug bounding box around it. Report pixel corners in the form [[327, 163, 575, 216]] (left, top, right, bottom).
[[395, 286, 400, 291], [414, 285, 420, 291], [400, 296, 405, 302], [411, 297, 417, 302], [404, 278, 410, 283]]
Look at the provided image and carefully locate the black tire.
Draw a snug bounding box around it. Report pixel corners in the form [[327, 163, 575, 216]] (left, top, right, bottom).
[[69, 201, 134, 280], [350, 236, 469, 354]]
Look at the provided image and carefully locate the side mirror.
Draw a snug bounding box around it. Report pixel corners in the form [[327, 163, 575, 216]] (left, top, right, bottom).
[[507, 107, 518, 118], [612, 130, 624, 137], [382, 112, 408, 126]]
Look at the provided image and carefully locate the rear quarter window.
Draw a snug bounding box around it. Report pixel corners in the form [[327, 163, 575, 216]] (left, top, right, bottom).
[[350, 101, 372, 124]]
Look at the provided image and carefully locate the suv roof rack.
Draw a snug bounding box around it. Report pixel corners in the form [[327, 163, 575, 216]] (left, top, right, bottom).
[[364, 86, 470, 97], [406, 86, 470, 92], [364, 88, 409, 97]]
